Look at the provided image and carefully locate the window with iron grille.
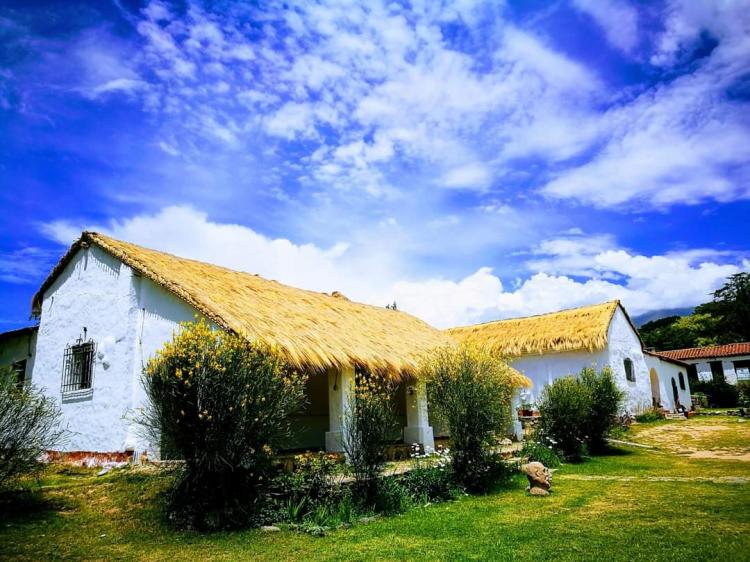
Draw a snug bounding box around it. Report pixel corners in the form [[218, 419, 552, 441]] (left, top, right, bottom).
[[624, 358, 635, 382], [62, 338, 96, 394]]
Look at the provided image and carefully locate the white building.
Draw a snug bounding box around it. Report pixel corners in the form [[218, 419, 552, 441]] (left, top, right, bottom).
[[18, 231, 453, 459], [0, 326, 37, 386], [660, 343, 750, 385], [3, 231, 692, 460], [449, 301, 692, 418]]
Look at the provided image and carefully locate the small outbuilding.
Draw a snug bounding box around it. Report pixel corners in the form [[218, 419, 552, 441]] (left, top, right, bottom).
[[659, 342, 750, 385], [0, 325, 37, 386], [448, 301, 692, 417]]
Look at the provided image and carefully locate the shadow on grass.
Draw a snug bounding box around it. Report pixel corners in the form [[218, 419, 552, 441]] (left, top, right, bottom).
[[590, 445, 635, 457], [0, 488, 72, 526]]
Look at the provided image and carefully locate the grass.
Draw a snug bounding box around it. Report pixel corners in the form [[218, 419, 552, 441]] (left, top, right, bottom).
[[1, 416, 749, 561]]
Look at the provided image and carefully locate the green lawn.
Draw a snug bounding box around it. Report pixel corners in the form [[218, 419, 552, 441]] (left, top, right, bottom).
[[2, 417, 749, 561]]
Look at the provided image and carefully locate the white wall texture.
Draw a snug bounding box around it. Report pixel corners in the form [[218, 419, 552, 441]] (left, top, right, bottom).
[[31, 246, 197, 454], [644, 355, 692, 411], [511, 308, 655, 413]]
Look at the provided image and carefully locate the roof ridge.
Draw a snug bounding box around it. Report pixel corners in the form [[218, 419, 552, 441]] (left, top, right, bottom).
[[662, 341, 750, 352], [85, 231, 417, 319], [32, 231, 455, 377], [448, 299, 620, 331]]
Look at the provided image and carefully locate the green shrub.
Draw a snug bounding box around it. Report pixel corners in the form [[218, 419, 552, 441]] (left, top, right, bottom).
[[272, 452, 345, 524], [537, 375, 591, 460], [401, 445, 459, 502], [520, 439, 561, 468], [634, 407, 663, 423], [691, 379, 739, 408], [738, 381, 750, 409], [141, 319, 307, 530], [691, 393, 708, 408], [537, 366, 624, 460], [343, 372, 398, 501], [0, 366, 65, 490], [420, 345, 520, 492], [373, 476, 412, 514], [278, 452, 341, 506], [579, 366, 624, 451]]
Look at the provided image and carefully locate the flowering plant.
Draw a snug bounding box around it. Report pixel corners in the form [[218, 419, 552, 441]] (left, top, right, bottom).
[[343, 371, 397, 500], [141, 318, 307, 530]]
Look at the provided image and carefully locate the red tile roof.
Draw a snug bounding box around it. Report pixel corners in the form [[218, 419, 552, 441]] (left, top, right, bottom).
[[643, 349, 688, 367], [659, 342, 750, 361]]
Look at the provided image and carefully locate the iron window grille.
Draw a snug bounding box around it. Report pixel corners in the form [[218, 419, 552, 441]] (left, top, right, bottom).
[[62, 338, 96, 394]]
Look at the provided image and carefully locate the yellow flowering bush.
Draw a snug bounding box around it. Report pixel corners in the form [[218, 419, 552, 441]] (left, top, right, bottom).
[[419, 345, 516, 492], [343, 371, 397, 500], [141, 319, 307, 530]]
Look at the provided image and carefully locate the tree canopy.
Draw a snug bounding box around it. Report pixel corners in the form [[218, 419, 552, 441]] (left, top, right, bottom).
[[640, 273, 750, 350]]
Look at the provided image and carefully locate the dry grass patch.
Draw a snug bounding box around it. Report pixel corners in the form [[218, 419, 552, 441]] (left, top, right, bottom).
[[628, 417, 750, 460]]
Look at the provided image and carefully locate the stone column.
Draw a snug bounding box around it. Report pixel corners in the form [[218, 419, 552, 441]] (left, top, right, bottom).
[[325, 365, 355, 453], [722, 360, 738, 385], [403, 381, 435, 452]]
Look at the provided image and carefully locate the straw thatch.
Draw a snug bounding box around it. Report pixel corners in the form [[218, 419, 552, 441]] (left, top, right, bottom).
[[32, 232, 452, 378], [447, 301, 624, 357]]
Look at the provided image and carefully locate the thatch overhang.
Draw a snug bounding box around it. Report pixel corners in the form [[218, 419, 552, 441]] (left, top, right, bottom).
[[447, 301, 639, 358], [32, 232, 453, 379]]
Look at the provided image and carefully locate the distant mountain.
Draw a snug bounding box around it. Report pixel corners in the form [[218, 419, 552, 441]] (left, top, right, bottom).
[[632, 307, 694, 327]]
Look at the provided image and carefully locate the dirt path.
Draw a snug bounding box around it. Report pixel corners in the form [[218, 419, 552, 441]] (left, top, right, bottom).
[[627, 417, 750, 461], [558, 474, 750, 484]]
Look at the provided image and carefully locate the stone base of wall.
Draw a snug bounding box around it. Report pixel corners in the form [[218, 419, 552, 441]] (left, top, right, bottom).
[[45, 450, 134, 467]]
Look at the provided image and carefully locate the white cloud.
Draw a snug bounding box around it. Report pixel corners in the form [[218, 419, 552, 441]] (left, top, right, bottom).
[[0, 247, 58, 284], [15, 0, 750, 210], [439, 163, 492, 190], [541, 10, 750, 210], [572, 0, 639, 54], [91, 78, 147, 96], [650, 0, 749, 67], [40, 208, 749, 329]]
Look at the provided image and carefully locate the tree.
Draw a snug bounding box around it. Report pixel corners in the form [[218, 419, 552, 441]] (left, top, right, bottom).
[[141, 319, 307, 530], [578, 367, 624, 452], [696, 272, 750, 343], [536, 367, 623, 460], [421, 345, 518, 491], [0, 367, 65, 489], [640, 313, 719, 350], [342, 373, 397, 501]]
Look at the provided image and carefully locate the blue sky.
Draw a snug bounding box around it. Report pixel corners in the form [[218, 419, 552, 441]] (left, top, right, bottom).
[[1, 0, 749, 329]]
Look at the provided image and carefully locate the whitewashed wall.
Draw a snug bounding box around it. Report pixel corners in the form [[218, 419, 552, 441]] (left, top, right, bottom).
[[690, 357, 750, 384], [31, 246, 199, 454], [644, 355, 692, 410], [606, 308, 653, 411], [32, 247, 141, 452], [123, 274, 201, 455], [510, 308, 653, 412]]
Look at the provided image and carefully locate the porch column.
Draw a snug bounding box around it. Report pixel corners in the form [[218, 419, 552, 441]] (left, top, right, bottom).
[[508, 389, 524, 441], [403, 381, 435, 452], [325, 365, 355, 452]]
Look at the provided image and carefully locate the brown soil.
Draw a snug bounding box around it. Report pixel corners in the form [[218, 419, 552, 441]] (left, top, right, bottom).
[[632, 421, 750, 461]]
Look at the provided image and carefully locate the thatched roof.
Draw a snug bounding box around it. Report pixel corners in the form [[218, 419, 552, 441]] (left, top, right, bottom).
[[32, 232, 453, 378], [447, 301, 630, 357]]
